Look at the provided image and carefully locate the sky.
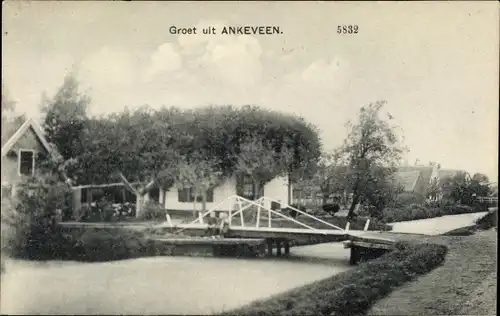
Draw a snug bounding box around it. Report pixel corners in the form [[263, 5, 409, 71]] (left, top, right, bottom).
[[2, 1, 499, 182]]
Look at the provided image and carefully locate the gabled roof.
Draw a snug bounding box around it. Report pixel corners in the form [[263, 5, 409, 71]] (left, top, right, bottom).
[[1, 118, 56, 158], [394, 170, 421, 192]]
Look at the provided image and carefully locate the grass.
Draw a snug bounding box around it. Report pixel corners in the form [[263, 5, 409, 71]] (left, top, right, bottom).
[[367, 229, 497, 316], [224, 242, 447, 316], [441, 207, 497, 236]]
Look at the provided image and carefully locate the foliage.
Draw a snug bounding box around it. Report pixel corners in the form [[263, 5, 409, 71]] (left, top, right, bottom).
[[70, 228, 152, 261], [333, 101, 406, 218], [475, 208, 497, 230], [40, 74, 90, 161], [1, 175, 73, 260], [390, 192, 427, 208], [440, 172, 491, 206], [225, 242, 447, 316], [322, 203, 340, 215], [138, 201, 167, 221], [53, 104, 321, 200], [175, 152, 224, 211], [379, 202, 488, 223]]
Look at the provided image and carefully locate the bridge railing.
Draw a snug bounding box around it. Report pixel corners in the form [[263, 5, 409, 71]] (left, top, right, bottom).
[[228, 195, 323, 233], [260, 196, 345, 231], [173, 195, 347, 235]]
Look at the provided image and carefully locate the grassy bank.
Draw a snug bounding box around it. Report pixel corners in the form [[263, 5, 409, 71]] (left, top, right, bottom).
[[224, 242, 447, 316], [367, 230, 497, 315], [442, 207, 497, 236]]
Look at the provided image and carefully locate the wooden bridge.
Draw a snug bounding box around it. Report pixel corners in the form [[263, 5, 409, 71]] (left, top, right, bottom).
[[151, 195, 396, 262], [60, 195, 404, 264]]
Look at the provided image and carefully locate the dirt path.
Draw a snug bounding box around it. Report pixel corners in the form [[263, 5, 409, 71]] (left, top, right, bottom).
[[367, 229, 497, 315]]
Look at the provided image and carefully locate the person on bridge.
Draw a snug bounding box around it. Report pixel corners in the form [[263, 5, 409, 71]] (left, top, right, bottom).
[[218, 212, 230, 238], [205, 215, 219, 238]]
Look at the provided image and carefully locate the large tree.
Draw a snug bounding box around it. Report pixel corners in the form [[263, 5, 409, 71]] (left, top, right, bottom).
[[41, 74, 90, 161], [334, 101, 405, 218]]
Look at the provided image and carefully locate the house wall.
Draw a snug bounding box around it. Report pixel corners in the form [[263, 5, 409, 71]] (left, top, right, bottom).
[[1, 126, 50, 186], [163, 174, 290, 212], [164, 175, 237, 211], [262, 175, 290, 209]]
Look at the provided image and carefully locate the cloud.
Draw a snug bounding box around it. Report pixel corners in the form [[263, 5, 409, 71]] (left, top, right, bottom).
[[78, 46, 136, 87], [143, 20, 264, 90], [143, 43, 182, 81]]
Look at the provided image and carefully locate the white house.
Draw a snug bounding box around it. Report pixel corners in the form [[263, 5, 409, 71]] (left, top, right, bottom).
[[147, 173, 291, 214]]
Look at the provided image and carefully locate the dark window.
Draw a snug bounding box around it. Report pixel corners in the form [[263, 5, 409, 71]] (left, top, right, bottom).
[[178, 187, 214, 203], [236, 174, 263, 200], [19, 150, 34, 176]]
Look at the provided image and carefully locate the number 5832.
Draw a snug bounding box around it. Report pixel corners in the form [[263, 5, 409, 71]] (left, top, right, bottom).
[[337, 25, 359, 34]]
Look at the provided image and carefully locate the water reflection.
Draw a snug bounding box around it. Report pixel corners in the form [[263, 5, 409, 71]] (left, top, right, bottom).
[[1, 243, 351, 315]]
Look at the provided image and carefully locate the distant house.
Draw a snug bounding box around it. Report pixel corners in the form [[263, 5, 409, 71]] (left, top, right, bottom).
[[394, 165, 439, 197], [1, 118, 68, 197], [394, 164, 465, 200]]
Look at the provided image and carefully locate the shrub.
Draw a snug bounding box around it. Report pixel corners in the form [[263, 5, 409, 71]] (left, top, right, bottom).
[[322, 203, 340, 215], [71, 228, 151, 261], [391, 193, 426, 208], [1, 175, 73, 260], [138, 201, 166, 221], [379, 201, 488, 223], [225, 242, 447, 316], [475, 208, 498, 230], [285, 204, 307, 218]]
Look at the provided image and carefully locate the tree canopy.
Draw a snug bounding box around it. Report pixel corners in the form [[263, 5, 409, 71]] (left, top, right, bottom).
[[333, 101, 406, 217], [41, 79, 322, 199]]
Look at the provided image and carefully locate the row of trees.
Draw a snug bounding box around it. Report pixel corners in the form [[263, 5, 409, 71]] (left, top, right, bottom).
[[39, 75, 322, 212], [8, 74, 490, 218]]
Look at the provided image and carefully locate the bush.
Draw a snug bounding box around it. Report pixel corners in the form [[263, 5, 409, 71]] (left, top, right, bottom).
[[391, 193, 426, 208], [322, 203, 340, 215], [284, 204, 307, 219], [69, 228, 151, 261], [379, 201, 488, 223], [225, 242, 447, 316], [138, 201, 166, 221], [475, 208, 498, 230], [1, 175, 73, 260]]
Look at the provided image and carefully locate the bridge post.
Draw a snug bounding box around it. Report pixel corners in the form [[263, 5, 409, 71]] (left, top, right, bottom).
[[349, 246, 360, 265], [284, 240, 290, 256], [276, 239, 282, 256], [267, 239, 273, 257]]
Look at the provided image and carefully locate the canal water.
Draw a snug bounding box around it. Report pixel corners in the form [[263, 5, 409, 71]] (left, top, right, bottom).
[[1, 243, 351, 315]]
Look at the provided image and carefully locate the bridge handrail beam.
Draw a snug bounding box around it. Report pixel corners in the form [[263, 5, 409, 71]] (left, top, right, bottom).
[[261, 196, 345, 231], [229, 196, 325, 234]]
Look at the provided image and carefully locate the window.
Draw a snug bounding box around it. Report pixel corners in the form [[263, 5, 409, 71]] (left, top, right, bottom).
[[236, 174, 263, 200], [18, 150, 35, 176], [178, 187, 214, 203]]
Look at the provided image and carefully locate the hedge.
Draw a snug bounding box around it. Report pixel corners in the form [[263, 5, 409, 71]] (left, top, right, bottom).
[[380, 203, 489, 223], [224, 242, 447, 316]]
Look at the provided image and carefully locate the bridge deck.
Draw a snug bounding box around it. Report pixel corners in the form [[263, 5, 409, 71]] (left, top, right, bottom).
[[166, 223, 347, 236], [150, 237, 266, 246]]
